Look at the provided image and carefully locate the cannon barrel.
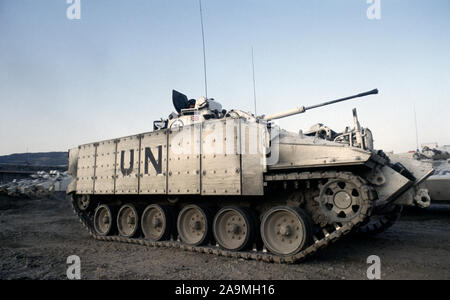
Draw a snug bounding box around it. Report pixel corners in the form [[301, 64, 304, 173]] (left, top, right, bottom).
[[262, 89, 378, 121]]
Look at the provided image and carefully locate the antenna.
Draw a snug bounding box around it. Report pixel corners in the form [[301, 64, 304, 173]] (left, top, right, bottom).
[[251, 47, 257, 116], [414, 104, 420, 151], [198, 0, 208, 99]]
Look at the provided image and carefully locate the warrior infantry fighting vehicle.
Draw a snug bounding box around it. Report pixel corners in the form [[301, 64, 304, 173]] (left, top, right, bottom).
[[67, 89, 434, 263]]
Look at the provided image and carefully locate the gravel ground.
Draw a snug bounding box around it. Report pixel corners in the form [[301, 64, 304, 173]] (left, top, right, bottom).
[[0, 194, 449, 280]]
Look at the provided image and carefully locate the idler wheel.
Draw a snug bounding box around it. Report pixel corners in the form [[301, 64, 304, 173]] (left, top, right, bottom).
[[76, 195, 91, 211]]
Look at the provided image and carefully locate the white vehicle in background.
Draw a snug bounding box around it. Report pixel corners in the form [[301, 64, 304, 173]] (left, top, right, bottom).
[[413, 144, 450, 202]]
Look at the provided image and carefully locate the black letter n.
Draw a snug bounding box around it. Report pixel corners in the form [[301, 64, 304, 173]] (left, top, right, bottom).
[[145, 146, 162, 175]]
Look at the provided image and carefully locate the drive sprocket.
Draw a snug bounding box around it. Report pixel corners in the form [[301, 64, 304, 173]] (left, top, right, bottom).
[[315, 173, 375, 225]]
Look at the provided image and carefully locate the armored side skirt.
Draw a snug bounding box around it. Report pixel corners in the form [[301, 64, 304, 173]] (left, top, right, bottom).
[[68, 119, 266, 196]]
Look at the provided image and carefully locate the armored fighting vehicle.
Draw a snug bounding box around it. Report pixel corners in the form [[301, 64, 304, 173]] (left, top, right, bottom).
[[412, 145, 450, 201], [67, 89, 433, 263]]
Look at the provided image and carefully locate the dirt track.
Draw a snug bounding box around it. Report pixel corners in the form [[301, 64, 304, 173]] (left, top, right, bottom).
[[0, 194, 449, 280]]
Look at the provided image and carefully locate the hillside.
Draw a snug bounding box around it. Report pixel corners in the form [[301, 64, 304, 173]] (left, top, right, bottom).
[[0, 152, 68, 166]]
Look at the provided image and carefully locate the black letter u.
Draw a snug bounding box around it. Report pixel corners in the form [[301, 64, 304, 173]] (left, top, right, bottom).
[[120, 150, 134, 176]]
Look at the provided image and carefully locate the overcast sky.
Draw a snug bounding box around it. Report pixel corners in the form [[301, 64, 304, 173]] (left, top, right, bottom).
[[0, 0, 449, 155]]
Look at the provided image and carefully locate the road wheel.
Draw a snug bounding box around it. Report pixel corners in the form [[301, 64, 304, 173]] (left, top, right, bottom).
[[260, 206, 312, 256], [177, 205, 211, 246], [141, 204, 173, 241], [117, 204, 140, 238], [94, 204, 115, 236], [213, 207, 254, 251]]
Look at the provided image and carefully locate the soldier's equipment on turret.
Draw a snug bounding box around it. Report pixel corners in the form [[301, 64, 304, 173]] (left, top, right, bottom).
[[262, 89, 379, 121]]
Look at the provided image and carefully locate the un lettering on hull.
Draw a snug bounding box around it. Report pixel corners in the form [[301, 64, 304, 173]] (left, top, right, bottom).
[[139, 131, 167, 194], [73, 118, 264, 196]]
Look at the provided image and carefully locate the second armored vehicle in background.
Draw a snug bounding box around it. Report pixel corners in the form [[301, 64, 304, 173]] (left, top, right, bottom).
[[413, 144, 450, 201]]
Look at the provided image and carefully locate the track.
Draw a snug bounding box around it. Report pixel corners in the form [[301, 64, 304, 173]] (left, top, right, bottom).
[[71, 171, 376, 264]]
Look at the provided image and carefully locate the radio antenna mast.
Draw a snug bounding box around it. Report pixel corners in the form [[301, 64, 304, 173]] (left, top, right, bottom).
[[414, 104, 420, 151], [199, 0, 208, 99], [251, 47, 257, 116]]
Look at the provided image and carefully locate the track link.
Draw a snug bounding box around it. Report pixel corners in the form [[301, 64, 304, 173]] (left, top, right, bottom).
[[70, 171, 376, 264]]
